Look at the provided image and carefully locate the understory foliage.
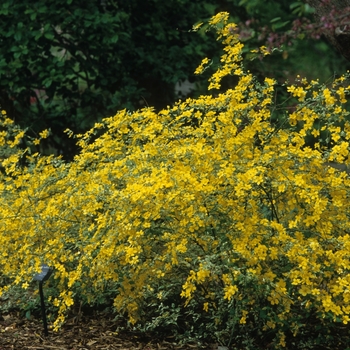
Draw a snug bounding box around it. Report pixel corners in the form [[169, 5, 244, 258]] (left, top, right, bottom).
[[2, 12, 350, 348]]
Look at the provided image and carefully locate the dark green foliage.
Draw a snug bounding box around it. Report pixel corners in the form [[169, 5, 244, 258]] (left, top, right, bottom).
[[0, 0, 220, 156], [0, 0, 348, 157]]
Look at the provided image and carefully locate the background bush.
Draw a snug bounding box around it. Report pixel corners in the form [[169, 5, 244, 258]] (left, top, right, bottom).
[[1, 0, 348, 158]]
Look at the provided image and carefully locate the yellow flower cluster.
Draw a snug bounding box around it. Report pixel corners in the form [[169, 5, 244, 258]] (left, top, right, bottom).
[[1, 13, 350, 343]]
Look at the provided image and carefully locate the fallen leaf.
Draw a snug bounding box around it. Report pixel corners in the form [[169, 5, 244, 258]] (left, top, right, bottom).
[[87, 340, 97, 346]]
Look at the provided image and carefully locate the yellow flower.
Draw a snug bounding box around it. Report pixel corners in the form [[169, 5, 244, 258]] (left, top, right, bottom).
[[259, 46, 270, 56], [192, 22, 203, 31], [240, 310, 248, 324], [203, 302, 209, 312], [209, 12, 229, 26], [264, 77, 276, 87], [323, 88, 336, 106], [287, 85, 307, 101], [224, 285, 238, 301], [39, 129, 50, 139]]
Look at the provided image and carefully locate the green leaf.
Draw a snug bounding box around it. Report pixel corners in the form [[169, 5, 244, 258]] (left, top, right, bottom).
[[270, 17, 282, 23], [44, 32, 54, 40], [290, 2, 301, 10], [43, 78, 52, 88], [272, 20, 290, 30], [110, 34, 119, 43], [14, 32, 22, 41], [14, 52, 22, 59]]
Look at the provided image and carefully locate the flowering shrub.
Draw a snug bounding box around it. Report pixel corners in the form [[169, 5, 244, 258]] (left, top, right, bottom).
[[1, 12, 350, 348]]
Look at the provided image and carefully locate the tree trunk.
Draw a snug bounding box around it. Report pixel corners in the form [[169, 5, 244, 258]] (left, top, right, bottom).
[[305, 0, 350, 61]]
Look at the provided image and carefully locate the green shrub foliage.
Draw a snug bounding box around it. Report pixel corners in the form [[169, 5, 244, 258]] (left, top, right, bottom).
[[1, 12, 350, 348]]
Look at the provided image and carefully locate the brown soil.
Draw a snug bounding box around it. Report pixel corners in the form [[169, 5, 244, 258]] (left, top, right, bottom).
[[0, 312, 214, 350]]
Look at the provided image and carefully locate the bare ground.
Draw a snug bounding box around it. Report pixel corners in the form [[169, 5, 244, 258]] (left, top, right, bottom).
[[0, 312, 214, 350]]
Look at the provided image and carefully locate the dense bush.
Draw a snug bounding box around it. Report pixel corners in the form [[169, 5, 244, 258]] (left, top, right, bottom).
[[1, 12, 350, 348], [1, 0, 347, 158], [0, 0, 222, 156]]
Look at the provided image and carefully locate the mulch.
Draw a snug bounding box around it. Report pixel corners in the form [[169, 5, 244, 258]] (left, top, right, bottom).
[[0, 312, 215, 350]]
